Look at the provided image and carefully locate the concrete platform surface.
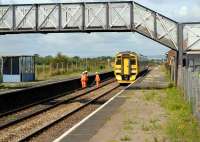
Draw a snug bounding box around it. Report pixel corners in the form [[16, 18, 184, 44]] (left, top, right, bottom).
[[132, 66, 170, 89]]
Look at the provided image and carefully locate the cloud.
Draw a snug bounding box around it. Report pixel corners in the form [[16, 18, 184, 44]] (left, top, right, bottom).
[[178, 6, 188, 17], [1, 0, 199, 57]]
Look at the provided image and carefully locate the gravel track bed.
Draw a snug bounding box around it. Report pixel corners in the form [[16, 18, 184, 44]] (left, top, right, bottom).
[[0, 82, 118, 142], [29, 87, 122, 142], [0, 90, 81, 127], [0, 80, 113, 129]]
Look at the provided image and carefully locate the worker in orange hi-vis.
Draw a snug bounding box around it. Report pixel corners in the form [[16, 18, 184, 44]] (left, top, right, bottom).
[[81, 72, 86, 89], [95, 72, 101, 87], [84, 71, 88, 88]]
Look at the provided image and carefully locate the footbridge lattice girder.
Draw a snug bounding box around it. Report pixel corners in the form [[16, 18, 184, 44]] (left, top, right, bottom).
[[0, 1, 199, 52], [183, 23, 200, 51], [0, 1, 179, 50]]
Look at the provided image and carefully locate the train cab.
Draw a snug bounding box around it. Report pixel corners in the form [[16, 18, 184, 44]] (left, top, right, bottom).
[[114, 51, 148, 84]]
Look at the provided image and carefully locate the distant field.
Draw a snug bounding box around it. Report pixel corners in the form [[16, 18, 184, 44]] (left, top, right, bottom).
[[35, 63, 112, 81]]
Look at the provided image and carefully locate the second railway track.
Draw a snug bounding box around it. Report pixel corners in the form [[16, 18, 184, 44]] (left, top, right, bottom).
[[0, 78, 114, 129], [0, 79, 119, 142]]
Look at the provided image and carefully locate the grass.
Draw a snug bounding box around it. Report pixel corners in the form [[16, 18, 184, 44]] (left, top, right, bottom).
[[123, 119, 135, 131], [143, 90, 159, 101], [0, 83, 30, 89], [160, 65, 175, 88], [149, 118, 161, 130], [161, 87, 200, 142], [120, 135, 131, 141], [141, 123, 150, 131]]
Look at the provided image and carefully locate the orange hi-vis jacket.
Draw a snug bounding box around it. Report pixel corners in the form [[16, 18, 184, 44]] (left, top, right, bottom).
[[85, 74, 88, 82], [81, 74, 87, 82], [95, 74, 100, 82], [81, 74, 88, 88]]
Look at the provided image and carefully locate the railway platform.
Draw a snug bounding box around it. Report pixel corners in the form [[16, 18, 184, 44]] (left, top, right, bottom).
[[54, 66, 171, 142]]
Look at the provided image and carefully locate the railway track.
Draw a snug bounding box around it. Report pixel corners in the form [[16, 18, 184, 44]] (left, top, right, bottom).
[[0, 79, 119, 142], [0, 76, 113, 118], [0, 78, 114, 129], [0, 70, 149, 142], [29, 73, 148, 142]]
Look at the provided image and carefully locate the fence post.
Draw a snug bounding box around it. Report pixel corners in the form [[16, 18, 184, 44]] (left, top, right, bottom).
[[35, 64, 38, 80], [198, 76, 200, 117], [49, 64, 51, 76], [184, 68, 187, 100], [43, 64, 45, 79], [195, 76, 198, 115], [67, 63, 69, 72], [188, 70, 191, 104], [187, 69, 190, 101], [76, 60, 78, 70], [191, 73, 195, 112], [61, 62, 64, 73], [56, 63, 59, 74]]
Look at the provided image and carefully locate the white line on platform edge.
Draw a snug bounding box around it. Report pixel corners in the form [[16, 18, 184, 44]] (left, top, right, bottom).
[[53, 82, 134, 142]]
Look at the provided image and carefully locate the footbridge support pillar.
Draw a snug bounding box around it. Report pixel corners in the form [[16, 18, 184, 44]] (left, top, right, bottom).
[[176, 23, 183, 86]]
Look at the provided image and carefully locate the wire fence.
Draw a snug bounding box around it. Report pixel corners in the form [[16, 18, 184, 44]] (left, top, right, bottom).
[[35, 62, 111, 80], [180, 67, 200, 119], [0, 59, 112, 82]]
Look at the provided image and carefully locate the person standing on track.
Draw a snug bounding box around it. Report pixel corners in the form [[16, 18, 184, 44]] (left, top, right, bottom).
[[95, 72, 101, 87], [81, 72, 85, 89], [85, 71, 88, 88]]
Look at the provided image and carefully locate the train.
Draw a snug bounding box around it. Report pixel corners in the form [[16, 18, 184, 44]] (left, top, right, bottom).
[[114, 51, 148, 84]]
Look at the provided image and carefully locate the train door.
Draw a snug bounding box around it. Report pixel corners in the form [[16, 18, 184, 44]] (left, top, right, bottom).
[[123, 58, 130, 75]]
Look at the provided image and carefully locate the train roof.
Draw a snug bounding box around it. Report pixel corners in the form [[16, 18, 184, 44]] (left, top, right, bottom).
[[116, 51, 147, 57], [117, 51, 137, 55]]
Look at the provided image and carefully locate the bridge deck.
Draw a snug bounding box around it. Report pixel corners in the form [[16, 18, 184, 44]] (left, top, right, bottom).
[[0, 1, 179, 50]]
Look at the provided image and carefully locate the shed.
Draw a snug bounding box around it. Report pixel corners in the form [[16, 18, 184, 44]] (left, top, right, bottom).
[[2, 55, 35, 82]]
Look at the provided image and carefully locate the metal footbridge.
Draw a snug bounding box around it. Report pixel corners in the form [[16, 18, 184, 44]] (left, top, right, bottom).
[[0, 1, 199, 83]]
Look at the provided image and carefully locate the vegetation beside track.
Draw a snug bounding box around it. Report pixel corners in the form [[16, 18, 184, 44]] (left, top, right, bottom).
[[151, 65, 200, 142], [35, 53, 113, 80], [0, 53, 114, 89], [162, 88, 200, 142], [141, 65, 200, 142]]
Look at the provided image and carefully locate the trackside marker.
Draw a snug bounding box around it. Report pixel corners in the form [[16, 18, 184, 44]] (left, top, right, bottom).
[[53, 82, 134, 142]]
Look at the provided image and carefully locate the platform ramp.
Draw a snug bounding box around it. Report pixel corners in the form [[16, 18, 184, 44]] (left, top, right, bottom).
[[130, 66, 170, 89]]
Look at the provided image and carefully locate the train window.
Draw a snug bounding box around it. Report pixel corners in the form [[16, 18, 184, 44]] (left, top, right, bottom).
[[116, 58, 121, 65], [130, 59, 136, 65]]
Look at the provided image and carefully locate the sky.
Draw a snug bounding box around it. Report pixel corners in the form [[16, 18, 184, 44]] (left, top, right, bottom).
[[0, 0, 200, 57]]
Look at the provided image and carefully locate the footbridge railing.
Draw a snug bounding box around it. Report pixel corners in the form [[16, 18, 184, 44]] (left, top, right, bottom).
[[0, 1, 179, 50]]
